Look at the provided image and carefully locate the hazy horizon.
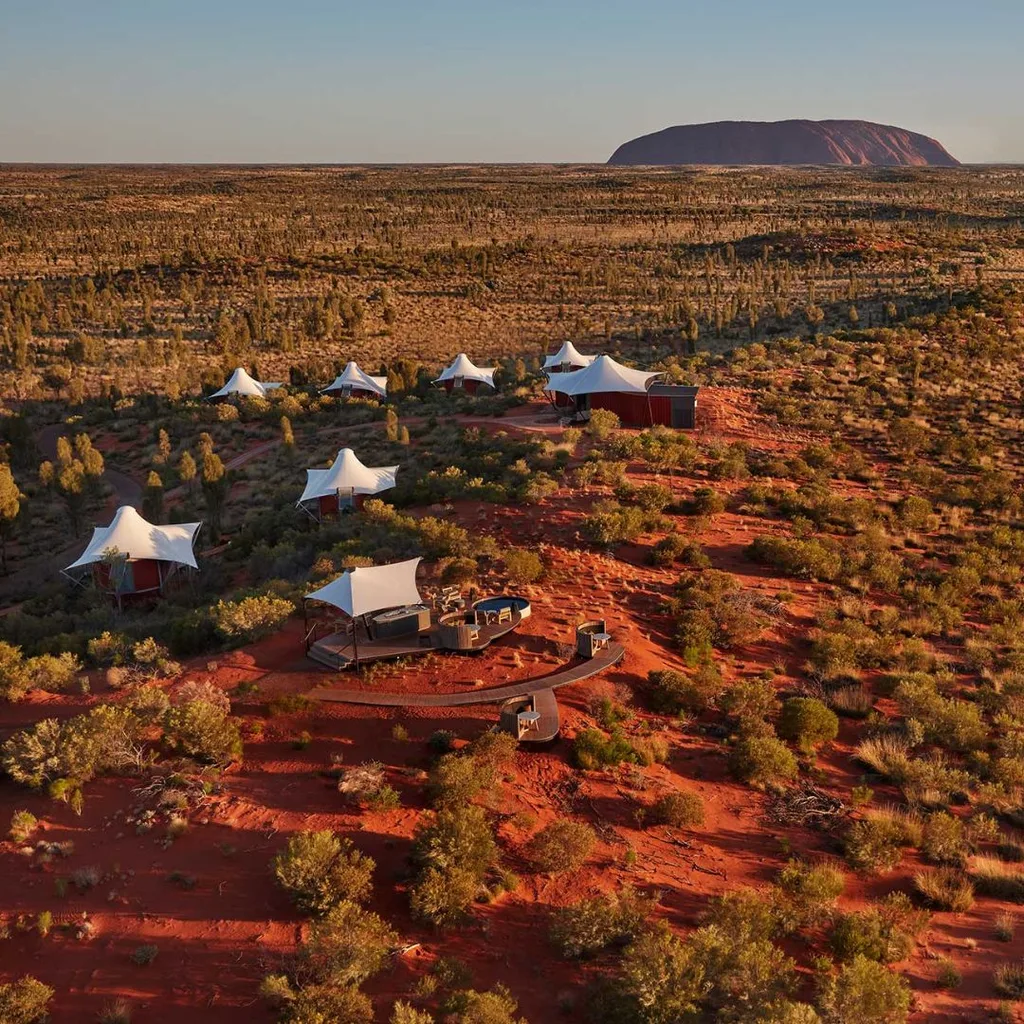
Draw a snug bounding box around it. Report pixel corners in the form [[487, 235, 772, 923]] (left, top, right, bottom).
[[2, 0, 1021, 164]]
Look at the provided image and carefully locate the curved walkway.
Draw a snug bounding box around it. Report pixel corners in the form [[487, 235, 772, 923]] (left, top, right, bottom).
[[309, 640, 624, 707]]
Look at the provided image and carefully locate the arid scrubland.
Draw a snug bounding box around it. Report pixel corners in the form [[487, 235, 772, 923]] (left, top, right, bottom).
[[0, 164, 1023, 1024]]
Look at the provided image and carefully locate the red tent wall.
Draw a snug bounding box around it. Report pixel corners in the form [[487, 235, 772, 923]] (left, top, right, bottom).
[[590, 391, 672, 427]]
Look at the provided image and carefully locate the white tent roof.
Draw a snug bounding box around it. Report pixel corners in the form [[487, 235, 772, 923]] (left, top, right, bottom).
[[305, 557, 423, 618], [321, 361, 388, 398], [298, 448, 399, 504], [544, 354, 664, 396], [543, 341, 597, 370], [208, 367, 283, 399], [66, 506, 202, 571], [433, 353, 496, 388]]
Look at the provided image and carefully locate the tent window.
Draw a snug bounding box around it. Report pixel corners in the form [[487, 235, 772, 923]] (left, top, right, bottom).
[[452, 375, 464, 389], [340, 385, 352, 397], [337, 488, 355, 511]]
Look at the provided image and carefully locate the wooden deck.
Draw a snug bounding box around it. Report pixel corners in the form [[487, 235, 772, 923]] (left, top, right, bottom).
[[310, 640, 624, 707], [307, 611, 523, 670]]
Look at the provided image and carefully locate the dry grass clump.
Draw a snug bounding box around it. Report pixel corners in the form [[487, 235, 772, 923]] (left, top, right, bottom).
[[972, 856, 1024, 902], [855, 735, 912, 779], [865, 804, 925, 847], [994, 961, 1024, 1000], [913, 867, 975, 912]]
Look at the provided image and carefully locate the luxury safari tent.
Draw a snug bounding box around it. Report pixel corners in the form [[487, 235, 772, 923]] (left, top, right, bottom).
[[433, 353, 496, 394], [321, 361, 388, 401], [304, 557, 427, 667], [63, 505, 202, 608], [545, 354, 699, 429], [207, 367, 283, 401], [543, 341, 596, 373], [296, 448, 399, 520]]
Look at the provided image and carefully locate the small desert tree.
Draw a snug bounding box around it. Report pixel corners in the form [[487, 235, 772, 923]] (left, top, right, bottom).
[[272, 830, 375, 914], [0, 464, 22, 573]]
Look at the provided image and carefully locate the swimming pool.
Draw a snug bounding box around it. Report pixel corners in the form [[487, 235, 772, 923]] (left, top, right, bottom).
[[473, 595, 532, 620]]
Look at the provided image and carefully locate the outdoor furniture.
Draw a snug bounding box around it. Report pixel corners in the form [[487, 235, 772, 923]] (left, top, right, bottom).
[[576, 619, 610, 659], [372, 604, 430, 639]]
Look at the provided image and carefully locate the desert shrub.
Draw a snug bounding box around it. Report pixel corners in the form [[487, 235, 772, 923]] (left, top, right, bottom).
[[864, 805, 924, 847], [650, 535, 709, 568], [718, 677, 780, 728], [630, 732, 670, 767], [0, 976, 54, 1024], [829, 892, 929, 963], [646, 668, 723, 715], [828, 684, 875, 718], [411, 805, 498, 876], [845, 818, 907, 874], [587, 408, 620, 440], [914, 867, 975, 911], [971, 856, 1024, 902], [272, 830, 375, 914], [390, 1003, 434, 1024], [212, 594, 294, 642], [98, 997, 134, 1024], [993, 961, 1024, 1000], [617, 922, 706, 1023], [819, 955, 910, 1024], [936, 958, 961, 989], [688, 486, 726, 516], [299, 900, 397, 986], [266, 982, 373, 1024], [893, 676, 987, 752], [996, 912, 1016, 942], [123, 683, 172, 724], [25, 652, 82, 693], [549, 886, 655, 959], [528, 820, 596, 874], [503, 548, 543, 585], [650, 790, 704, 828], [409, 865, 480, 928], [572, 727, 638, 769], [729, 733, 799, 790], [778, 698, 839, 753], [747, 535, 843, 582], [429, 752, 491, 808], [703, 887, 785, 944], [922, 812, 969, 866], [776, 860, 846, 922], [8, 809, 38, 843], [164, 698, 242, 763], [445, 985, 527, 1024], [0, 642, 30, 701], [338, 761, 395, 807]]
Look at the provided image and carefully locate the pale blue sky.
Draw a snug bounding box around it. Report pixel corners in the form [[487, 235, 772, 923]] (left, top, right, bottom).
[[1, 0, 1020, 163]]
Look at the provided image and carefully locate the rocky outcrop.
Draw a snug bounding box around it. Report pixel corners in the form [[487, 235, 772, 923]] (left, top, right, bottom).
[[608, 119, 959, 167]]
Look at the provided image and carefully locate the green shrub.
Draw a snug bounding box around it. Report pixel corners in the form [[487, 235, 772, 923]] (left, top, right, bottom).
[[818, 955, 911, 1024], [0, 976, 54, 1024], [0, 642, 30, 701], [778, 698, 839, 753], [212, 594, 294, 643], [776, 860, 846, 922], [718, 677, 780, 728], [572, 727, 637, 770], [8, 809, 38, 843], [503, 548, 543, 585], [528, 820, 596, 874], [549, 886, 655, 959], [729, 733, 799, 790], [845, 818, 906, 874], [412, 804, 498, 881], [650, 790, 704, 829], [272, 830, 375, 914], [829, 893, 929, 963], [300, 900, 397, 986], [164, 699, 242, 763], [922, 812, 969, 866], [409, 865, 480, 928], [647, 668, 723, 715]]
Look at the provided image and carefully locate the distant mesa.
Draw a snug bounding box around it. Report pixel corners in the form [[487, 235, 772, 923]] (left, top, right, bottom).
[[607, 119, 960, 168]]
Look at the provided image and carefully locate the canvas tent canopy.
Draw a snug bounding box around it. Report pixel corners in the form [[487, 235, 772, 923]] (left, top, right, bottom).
[[543, 341, 597, 371], [66, 506, 202, 572], [208, 367, 283, 400], [543, 354, 664, 397], [433, 353, 496, 389], [297, 448, 399, 506], [305, 557, 422, 619], [321, 361, 388, 399]]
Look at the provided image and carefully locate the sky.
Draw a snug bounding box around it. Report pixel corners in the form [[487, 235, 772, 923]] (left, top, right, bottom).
[[1, 0, 1021, 164]]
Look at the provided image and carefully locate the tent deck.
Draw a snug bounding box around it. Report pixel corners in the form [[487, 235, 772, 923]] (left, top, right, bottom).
[[307, 612, 522, 670]]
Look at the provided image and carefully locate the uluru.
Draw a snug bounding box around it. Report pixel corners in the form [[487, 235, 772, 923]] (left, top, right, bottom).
[[607, 119, 960, 167]]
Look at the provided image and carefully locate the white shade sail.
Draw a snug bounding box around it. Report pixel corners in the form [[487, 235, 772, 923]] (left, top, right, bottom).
[[66, 506, 202, 571], [544, 354, 664, 396], [208, 367, 283, 399], [543, 341, 597, 370], [305, 557, 423, 618], [298, 448, 399, 504], [321, 361, 388, 399], [433, 353, 496, 388]]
